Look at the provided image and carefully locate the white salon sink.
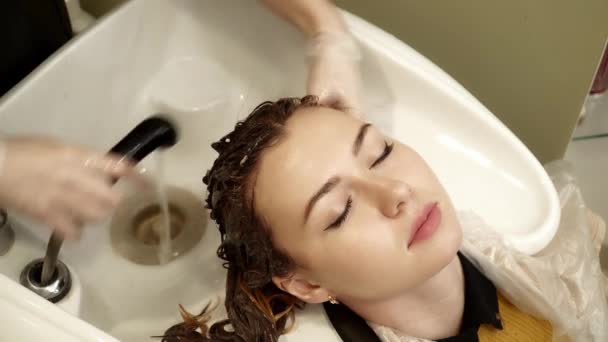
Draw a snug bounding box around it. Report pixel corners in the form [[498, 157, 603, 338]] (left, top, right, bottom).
[[0, 272, 118, 342], [0, 0, 559, 341]]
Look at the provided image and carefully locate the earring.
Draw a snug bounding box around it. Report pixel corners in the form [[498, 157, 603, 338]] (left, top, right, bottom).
[[328, 295, 339, 304]]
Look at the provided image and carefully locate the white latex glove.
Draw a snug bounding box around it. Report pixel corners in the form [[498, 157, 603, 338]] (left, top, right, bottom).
[[0, 136, 146, 240], [307, 31, 363, 115]]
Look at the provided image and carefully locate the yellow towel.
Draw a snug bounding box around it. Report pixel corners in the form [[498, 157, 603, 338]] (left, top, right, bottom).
[[478, 292, 552, 342]]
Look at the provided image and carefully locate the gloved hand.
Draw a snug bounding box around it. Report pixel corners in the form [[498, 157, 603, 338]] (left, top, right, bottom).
[[0, 136, 146, 240], [307, 31, 363, 115]]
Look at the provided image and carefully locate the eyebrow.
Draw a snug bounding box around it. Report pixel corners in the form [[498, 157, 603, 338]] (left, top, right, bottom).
[[303, 123, 371, 223], [353, 123, 371, 156], [304, 177, 340, 223]]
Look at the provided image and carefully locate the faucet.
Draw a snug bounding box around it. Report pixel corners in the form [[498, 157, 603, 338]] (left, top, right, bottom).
[[0, 209, 15, 256], [31, 116, 178, 294]]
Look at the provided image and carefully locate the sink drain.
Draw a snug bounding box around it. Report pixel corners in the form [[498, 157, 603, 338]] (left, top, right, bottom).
[[131, 203, 185, 245], [110, 186, 206, 265]]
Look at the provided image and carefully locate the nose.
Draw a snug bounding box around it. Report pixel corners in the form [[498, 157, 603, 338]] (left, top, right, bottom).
[[362, 175, 412, 218]]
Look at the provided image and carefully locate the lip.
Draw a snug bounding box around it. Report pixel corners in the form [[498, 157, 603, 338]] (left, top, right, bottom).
[[408, 202, 442, 248]]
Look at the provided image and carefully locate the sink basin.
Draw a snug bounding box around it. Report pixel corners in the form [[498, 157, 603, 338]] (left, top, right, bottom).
[[0, 0, 559, 341], [0, 272, 118, 342]]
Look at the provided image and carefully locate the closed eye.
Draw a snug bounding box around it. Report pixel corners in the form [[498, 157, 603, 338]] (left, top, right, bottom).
[[370, 141, 394, 169], [326, 196, 352, 230]]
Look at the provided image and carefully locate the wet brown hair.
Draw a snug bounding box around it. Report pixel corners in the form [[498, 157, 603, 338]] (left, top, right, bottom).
[[159, 96, 323, 342]]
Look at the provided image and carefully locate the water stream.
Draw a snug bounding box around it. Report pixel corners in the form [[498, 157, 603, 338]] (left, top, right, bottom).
[[154, 151, 173, 265]]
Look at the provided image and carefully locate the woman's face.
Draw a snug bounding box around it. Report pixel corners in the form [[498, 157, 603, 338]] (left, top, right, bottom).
[[254, 106, 462, 303]]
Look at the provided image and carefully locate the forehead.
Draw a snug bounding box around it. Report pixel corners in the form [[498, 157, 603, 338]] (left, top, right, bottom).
[[253, 107, 361, 227]]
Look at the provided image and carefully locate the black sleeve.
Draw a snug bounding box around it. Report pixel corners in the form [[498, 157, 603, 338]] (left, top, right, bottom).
[[0, 0, 72, 96]]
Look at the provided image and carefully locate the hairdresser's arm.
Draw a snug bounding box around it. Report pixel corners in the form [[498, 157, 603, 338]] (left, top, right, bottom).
[[261, 0, 347, 36], [0, 136, 145, 240], [261, 0, 362, 115]]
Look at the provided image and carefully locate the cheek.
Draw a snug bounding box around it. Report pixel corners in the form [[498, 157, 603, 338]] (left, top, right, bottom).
[[388, 148, 436, 184], [393, 152, 453, 208], [306, 222, 405, 284]]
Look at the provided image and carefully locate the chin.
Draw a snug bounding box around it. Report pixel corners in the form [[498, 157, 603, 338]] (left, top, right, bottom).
[[421, 219, 463, 279], [437, 232, 462, 264]]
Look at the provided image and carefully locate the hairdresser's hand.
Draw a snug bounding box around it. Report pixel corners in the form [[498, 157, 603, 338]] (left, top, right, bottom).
[[0, 136, 146, 240], [307, 31, 363, 116]]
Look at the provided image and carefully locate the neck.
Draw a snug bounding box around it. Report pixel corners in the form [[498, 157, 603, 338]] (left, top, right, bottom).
[[344, 256, 465, 340]]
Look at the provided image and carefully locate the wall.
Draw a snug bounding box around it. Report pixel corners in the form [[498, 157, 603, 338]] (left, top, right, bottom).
[[81, 0, 608, 162], [337, 0, 608, 163], [79, 0, 125, 17]]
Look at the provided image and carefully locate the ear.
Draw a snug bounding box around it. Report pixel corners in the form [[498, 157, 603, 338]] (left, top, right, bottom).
[[272, 272, 331, 304]]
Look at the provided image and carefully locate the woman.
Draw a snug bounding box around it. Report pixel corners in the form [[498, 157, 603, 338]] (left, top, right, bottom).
[[161, 97, 608, 341]]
